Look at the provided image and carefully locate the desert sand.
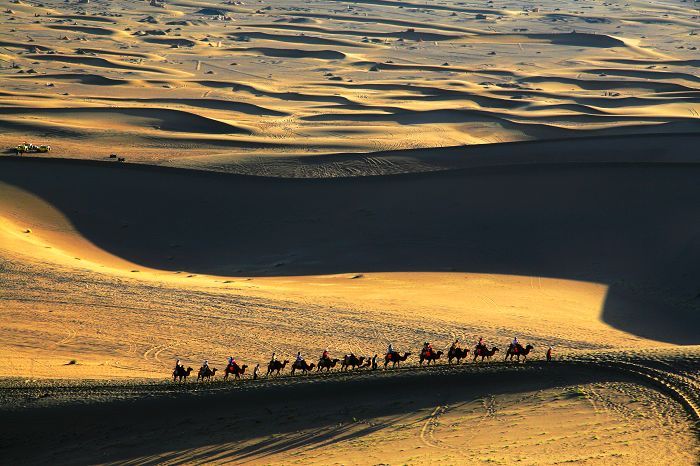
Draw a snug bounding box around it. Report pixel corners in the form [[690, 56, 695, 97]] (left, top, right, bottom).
[[0, 0, 699, 464]]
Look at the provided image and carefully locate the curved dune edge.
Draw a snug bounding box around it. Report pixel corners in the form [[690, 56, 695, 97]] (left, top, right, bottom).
[[3, 146, 699, 384], [0, 360, 698, 465]]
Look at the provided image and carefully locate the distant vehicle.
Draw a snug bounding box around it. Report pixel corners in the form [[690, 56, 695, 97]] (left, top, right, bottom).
[[16, 143, 51, 154]]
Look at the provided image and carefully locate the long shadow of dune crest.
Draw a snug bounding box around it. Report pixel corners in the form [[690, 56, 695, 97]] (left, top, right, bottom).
[[1, 134, 699, 344], [0, 366, 631, 464]]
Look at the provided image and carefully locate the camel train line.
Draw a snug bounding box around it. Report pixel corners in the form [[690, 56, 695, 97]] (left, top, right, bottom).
[[173, 339, 547, 383]]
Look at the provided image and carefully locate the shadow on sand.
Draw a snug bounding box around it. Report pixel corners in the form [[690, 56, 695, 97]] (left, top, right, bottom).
[[0, 365, 623, 464], [1, 135, 699, 344]]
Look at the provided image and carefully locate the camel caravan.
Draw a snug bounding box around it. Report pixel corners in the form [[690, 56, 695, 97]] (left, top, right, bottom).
[[172, 337, 548, 383]]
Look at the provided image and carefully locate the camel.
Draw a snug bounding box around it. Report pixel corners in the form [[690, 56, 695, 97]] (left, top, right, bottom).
[[384, 352, 411, 369], [197, 366, 217, 381], [505, 343, 534, 362], [419, 349, 443, 366], [447, 347, 469, 364], [291, 360, 315, 375], [341, 354, 365, 371], [473, 346, 499, 362], [317, 358, 340, 372], [173, 366, 193, 382], [266, 359, 289, 376], [224, 364, 248, 379]]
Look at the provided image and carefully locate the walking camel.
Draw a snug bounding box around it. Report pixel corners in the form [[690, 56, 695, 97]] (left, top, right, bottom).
[[173, 366, 193, 382], [267, 359, 289, 376], [341, 354, 365, 371], [224, 364, 248, 379], [505, 344, 534, 362], [291, 360, 315, 375], [473, 346, 499, 362], [419, 350, 443, 366], [447, 347, 469, 364], [317, 358, 340, 372], [197, 367, 217, 381], [384, 352, 411, 369]]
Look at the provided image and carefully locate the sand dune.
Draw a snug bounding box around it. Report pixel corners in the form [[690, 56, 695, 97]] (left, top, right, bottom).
[[74, 48, 159, 59], [1, 0, 698, 159], [228, 31, 375, 48], [96, 97, 288, 116], [0, 107, 248, 134], [1, 0, 699, 462], [141, 37, 197, 47], [24, 54, 181, 75], [2, 363, 698, 465], [2, 133, 700, 344], [519, 76, 696, 93], [246, 23, 462, 42], [464, 32, 628, 48], [288, 12, 487, 34], [47, 15, 118, 23], [0, 40, 53, 51], [8, 72, 133, 86], [226, 47, 347, 60], [323, 0, 511, 16], [45, 25, 124, 36]]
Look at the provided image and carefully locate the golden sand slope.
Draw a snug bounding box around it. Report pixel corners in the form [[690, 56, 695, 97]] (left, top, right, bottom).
[[1, 138, 699, 379], [1, 0, 700, 169], [2, 364, 699, 465]]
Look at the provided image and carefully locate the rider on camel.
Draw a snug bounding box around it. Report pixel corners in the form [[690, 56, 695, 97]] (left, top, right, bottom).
[[449, 339, 460, 352], [296, 351, 304, 363], [387, 343, 395, 360], [201, 359, 209, 373], [475, 337, 485, 356], [422, 341, 433, 358], [511, 336, 519, 353], [321, 348, 330, 362], [227, 356, 239, 372]]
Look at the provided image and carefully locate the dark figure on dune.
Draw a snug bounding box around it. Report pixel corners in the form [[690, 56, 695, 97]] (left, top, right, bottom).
[[197, 366, 217, 381], [473, 346, 499, 362], [341, 353, 365, 371], [173, 365, 193, 382], [267, 359, 289, 376], [224, 357, 248, 379], [419, 343, 443, 366], [505, 343, 534, 362], [384, 351, 411, 369], [448, 346, 469, 364], [291, 360, 315, 375], [317, 357, 340, 372]]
